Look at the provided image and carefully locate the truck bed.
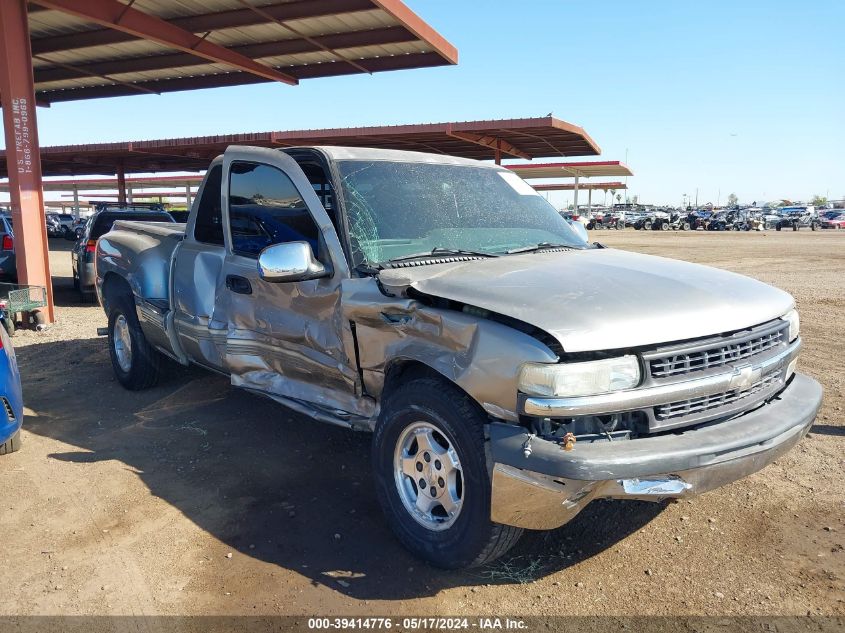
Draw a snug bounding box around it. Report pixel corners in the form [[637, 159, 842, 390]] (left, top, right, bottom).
[[97, 221, 187, 308]]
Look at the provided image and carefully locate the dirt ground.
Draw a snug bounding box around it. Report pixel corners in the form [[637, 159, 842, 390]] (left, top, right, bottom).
[[0, 231, 842, 619]]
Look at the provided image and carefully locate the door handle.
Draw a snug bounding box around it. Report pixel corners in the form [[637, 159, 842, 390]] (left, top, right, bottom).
[[225, 274, 252, 295]]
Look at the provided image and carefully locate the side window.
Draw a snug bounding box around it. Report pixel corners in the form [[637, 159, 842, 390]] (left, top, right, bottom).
[[228, 162, 320, 258], [194, 165, 223, 245]]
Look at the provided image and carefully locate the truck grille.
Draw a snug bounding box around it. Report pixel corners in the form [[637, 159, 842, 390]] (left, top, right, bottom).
[[654, 372, 781, 421], [649, 322, 787, 379]]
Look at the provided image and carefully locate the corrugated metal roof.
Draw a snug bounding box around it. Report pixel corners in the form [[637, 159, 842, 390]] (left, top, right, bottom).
[[24, 0, 457, 104]]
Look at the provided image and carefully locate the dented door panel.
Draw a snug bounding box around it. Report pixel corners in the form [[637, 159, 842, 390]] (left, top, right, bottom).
[[219, 147, 362, 417]]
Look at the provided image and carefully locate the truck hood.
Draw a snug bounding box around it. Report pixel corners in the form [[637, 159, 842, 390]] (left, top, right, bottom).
[[377, 248, 794, 353]]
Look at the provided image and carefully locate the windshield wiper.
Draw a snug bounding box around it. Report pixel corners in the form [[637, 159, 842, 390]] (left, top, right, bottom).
[[385, 247, 500, 264], [506, 242, 575, 254]]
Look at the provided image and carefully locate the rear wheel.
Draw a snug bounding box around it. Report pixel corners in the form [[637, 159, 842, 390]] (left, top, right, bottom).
[[0, 429, 21, 455], [372, 376, 522, 568], [660, 221, 669, 231], [108, 295, 160, 390], [682, 221, 691, 231], [793, 221, 799, 231], [643, 219, 653, 230]]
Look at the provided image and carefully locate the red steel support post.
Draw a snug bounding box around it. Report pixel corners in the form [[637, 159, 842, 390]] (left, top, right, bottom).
[[116, 165, 126, 205], [0, 0, 55, 322]]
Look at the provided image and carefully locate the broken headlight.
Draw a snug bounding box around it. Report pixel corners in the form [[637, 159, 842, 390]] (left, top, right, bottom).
[[519, 356, 640, 398]]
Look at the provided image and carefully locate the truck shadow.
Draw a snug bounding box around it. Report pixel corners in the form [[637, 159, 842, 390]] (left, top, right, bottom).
[[17, 336, 664, 601]]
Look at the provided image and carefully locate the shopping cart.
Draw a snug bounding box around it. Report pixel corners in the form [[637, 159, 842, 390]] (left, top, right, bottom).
[[0, 283, 49, 335]]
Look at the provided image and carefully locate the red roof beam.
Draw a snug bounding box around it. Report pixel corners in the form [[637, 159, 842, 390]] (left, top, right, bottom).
[[445, 127, 531, 160], [30, 0, 298, 86]]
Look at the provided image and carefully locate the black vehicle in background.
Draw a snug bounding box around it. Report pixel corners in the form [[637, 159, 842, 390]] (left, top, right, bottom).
[[775, 206, 820, 231], [71, 208, 174, 301]]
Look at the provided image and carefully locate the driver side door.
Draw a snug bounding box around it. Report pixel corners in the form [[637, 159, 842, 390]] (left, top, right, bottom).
[[218, 147, 365, 417]]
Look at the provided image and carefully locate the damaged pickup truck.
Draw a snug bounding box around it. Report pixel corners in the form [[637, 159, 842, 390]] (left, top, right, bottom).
[[95, 146, 823, 568]]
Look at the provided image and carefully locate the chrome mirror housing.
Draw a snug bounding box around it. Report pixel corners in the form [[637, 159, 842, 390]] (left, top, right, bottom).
[[257, 241, 329, 283]]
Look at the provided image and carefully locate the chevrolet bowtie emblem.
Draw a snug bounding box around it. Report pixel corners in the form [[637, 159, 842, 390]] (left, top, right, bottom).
[[728, 363, 760, 390]]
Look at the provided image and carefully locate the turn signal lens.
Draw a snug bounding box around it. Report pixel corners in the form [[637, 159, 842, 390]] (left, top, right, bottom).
[[782, 309, 800, 342]]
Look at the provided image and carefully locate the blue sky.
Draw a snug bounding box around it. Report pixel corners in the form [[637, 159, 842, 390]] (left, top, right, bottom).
[[9, 0, 845, 206]]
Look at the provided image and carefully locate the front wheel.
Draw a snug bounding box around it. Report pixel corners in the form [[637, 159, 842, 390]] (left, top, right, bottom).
[[372, 377, 522, 568], [108, 296, 160, 390]]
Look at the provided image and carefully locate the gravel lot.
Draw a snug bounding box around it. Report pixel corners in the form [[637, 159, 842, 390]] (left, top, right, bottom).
[[0, 231, 842, 619]]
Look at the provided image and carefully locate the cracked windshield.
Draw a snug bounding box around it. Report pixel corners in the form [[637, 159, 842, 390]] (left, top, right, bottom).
[[337, 160, 587, 267]]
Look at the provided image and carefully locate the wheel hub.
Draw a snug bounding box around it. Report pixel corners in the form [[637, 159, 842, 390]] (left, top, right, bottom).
[[394, 422, 463, 531], [113, 314, 133, 373]]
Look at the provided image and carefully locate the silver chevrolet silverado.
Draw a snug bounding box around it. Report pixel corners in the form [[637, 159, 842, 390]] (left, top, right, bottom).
[[95, 146, 823, 569]]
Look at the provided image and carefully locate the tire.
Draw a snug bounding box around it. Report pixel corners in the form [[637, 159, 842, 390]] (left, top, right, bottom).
[[643, 220, 653, 230], [681, 222, 690, 231], [659, 221, 669, 231], [72, 273, 80, 291], [616, 220, 624, 230], [811, 222, 818, 231], [0, 429, 21, 455], [372, 376, 523, 569], [792, 222, 799, 231], [107, 295, 160, 390], [586, 221, 594, 230], [776, 224, 782, 231]]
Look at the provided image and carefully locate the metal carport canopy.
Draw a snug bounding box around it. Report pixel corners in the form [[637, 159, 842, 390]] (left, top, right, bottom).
[[0, 116, 601, 178], [0, 0, 459, 323], [532, 181, 627, 191], [25, 0, 458, 103], [507, 161, 633, 180]]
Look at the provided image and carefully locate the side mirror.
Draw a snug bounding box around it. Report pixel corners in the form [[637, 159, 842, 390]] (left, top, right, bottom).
[[258, 241, 330, 283], [568, 219, 589, 243]]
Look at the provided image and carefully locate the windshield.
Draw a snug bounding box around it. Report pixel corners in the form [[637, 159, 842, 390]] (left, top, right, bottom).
[[337, 160, 587, 267]]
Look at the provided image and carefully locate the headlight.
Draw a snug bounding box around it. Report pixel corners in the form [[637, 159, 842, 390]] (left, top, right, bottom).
[[519, 355, 641, 398], [782, 308, 800, 342]]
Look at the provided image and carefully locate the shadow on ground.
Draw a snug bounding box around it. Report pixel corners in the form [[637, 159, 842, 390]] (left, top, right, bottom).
[[17, 334, 664, 600]]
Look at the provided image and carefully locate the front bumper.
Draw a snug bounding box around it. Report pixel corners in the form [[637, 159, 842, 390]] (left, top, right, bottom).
[[489, 373, 822, 529]]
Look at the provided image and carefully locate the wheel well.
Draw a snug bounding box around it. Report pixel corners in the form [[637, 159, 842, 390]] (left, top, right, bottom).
[[101, 273, 133, 315], [382, 359, 482, 415]]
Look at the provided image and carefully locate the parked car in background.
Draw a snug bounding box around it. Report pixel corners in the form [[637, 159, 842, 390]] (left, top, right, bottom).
[[820, 211, 845, 229], [776, 206, 819, 231], [71, 208, 175, 301], [0, 320, 23, 455], [46, 214, 65, 237], [0, 216, 17, 283], [95, 145, 821, 569], [48, 213, 77, 238]]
